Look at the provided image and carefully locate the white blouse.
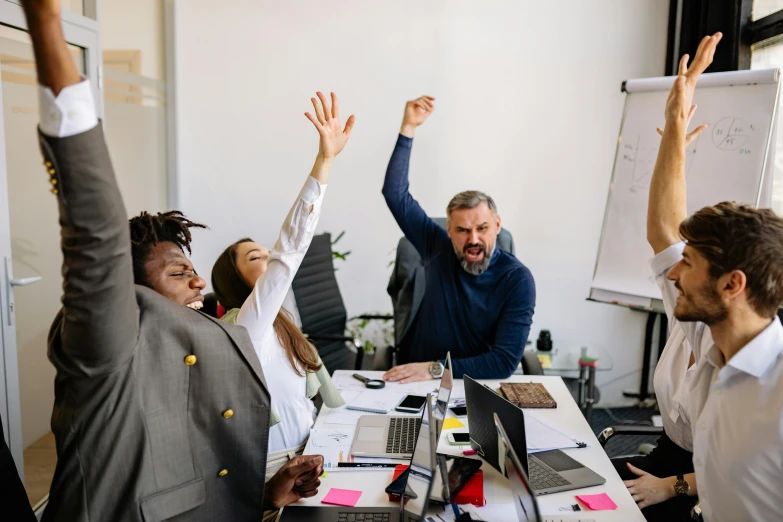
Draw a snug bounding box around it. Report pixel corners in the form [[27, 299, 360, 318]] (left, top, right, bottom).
[[236, 176, 326, 453]]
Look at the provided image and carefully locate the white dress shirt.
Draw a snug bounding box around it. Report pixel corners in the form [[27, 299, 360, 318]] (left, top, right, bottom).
[[651, 242, 783, 522], [38, 80, 98, 137], [236, 176, 326, 453], [651, 322, 695, 452]]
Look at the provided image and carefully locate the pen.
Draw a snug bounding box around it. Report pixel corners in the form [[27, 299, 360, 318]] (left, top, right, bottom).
[[336, 462, 399, 469]]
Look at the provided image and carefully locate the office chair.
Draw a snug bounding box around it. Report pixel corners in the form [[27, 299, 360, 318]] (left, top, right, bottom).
[[291, 232, 364, 373]]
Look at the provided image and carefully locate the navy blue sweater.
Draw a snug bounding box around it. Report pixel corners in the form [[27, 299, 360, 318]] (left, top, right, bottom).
[[382, 135, 536, 379]]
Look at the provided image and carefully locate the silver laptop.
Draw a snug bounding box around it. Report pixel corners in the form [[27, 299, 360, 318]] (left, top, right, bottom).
[[351, 353, 452, 459], [496, 414, 596, 522], [279, 401, 437, 522]]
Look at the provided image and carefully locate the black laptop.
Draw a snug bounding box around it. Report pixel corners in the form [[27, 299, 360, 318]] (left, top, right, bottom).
[[279, 400, 437, 522], [464, 375, 605, 495], [495, 414, 596, 522]]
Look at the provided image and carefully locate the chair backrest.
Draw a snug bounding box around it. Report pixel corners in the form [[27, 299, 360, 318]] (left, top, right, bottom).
[[291, 233, 355, 373], [388, 218, 516, 346]]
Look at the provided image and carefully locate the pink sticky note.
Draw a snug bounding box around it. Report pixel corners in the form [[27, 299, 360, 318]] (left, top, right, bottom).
[[321, 488, 363, 507], [576, 493, 617, 511]]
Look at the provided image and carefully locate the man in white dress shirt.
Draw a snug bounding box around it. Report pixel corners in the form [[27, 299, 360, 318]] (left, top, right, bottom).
[[642, 32, 783, 522]]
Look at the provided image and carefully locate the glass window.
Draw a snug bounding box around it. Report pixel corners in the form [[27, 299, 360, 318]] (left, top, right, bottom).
[[101, 0, 168, 215], [751, 39, 783, 213], [0, 26, 84, 510], [754, 0, 783, 20]]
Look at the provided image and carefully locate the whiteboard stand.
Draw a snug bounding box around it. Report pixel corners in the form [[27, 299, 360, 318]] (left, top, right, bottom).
[[589, 68, 780, 403]]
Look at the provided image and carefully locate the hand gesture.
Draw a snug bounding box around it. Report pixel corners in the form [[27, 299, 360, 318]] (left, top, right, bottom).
[[264, 455, 324, 510], [400, 96, 435, 137], [305, 92, 355, 161], [623, 463, 674, 510], [658, 33, 722, 143]]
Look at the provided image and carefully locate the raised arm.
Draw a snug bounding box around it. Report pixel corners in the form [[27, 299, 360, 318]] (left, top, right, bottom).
[[236, 93, 354, 342], [382, 96, 445, 259], [646, 34, 721, 254], [24, 0, 138, 375]]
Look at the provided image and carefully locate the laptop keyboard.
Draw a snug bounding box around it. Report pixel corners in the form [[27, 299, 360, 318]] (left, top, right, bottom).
[[528, 458, 571, 490], [386, 417, 421, 454], [338, 513, 390, 521]]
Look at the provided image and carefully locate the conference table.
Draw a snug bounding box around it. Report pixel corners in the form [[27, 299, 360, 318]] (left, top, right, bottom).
[[282, 372, 644, 521]]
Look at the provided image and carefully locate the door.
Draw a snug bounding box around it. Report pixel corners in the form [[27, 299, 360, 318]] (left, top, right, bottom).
[[0, 2, 101, 511]]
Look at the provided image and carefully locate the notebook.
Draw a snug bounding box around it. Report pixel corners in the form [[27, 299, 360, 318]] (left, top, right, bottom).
[[499, 382, 557, 408], [346, 390, 403, 414]]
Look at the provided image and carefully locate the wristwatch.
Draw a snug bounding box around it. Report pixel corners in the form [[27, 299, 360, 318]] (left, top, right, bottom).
[[429, 361, 444, 379], [674, 475, 690, 496]]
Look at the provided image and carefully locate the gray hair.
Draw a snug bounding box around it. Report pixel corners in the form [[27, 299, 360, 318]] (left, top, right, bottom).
[[446, 190, 497, 219]]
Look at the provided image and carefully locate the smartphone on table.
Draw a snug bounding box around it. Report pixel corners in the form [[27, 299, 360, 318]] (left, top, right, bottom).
[[449, 406, 467, 417], [395, 394, 428, 413], [447, 432, 471, 445]]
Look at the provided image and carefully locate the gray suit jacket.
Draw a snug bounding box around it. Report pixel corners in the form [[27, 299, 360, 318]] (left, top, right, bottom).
[[387, 217, 516, 346], [39, 125, 272, 522]]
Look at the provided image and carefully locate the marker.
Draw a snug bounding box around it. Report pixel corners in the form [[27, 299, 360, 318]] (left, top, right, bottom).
[[337, 462, 399, 469]]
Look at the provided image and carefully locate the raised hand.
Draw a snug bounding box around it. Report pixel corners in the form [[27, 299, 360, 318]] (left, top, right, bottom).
[[400, 96, 435, 138], [305, 92, 355, 161], [658, 33, 722, 143]]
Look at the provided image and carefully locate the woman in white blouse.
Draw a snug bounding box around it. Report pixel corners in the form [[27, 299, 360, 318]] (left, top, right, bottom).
[[612, 322, 700, 521], [211, 92, 354, 481]]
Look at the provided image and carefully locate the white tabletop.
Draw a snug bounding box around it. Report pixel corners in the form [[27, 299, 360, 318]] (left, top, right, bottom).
[[291, 372, 643, 521]]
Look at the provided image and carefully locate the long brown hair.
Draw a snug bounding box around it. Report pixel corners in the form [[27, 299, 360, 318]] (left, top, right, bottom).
[[211, 238, 322, 376]]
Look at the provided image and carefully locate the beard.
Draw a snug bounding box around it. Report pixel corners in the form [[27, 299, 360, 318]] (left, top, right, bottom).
[[674, 279, 728, 325], [454, 241, 495, 276]]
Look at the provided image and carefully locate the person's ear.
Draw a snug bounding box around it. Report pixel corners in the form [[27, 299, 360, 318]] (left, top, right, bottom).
[[495, 214, 502, 234], [720, 269, 747, 302]]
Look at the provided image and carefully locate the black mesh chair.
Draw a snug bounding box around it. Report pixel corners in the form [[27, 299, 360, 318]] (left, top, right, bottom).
[[291, 232, 364, 374]]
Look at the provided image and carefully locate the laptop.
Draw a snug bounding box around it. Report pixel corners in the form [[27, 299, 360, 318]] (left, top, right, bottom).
[[464, 375, 605, 495], [280, 401, 437, 522], [495, 414, 596, 522], [351, 353, 453, 459]]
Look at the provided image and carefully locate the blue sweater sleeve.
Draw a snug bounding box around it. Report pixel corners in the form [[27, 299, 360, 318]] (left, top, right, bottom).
[[450, 267, 537, 379], [382, 135, 443, 260]]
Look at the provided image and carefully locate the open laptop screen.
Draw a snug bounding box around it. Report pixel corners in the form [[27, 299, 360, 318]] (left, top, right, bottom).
[[403, 400, 436, 520], [434, 352, 453, 425], [496, 414, 542, 522]]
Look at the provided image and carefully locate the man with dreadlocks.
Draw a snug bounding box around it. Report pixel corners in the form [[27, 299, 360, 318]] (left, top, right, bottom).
[[21, 1, 345, 521]]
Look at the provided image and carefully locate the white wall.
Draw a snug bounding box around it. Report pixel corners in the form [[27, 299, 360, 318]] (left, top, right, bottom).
[[174, 0, 670, 405]]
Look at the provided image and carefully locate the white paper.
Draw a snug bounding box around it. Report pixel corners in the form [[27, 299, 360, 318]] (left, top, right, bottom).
[[347, 389, 417, 414], [332, 372, 427, 395], [304, 427, 402, 471], [524, 410, 588, 453]]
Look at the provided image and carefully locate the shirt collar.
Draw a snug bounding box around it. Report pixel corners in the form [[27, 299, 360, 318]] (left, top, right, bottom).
[[716, 317, 783, 380]]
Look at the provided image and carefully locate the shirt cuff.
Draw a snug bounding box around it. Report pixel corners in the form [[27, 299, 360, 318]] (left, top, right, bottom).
[[38, 79, 98, 138], [649, 241, 685, 277], [397, 134, 413, 148]]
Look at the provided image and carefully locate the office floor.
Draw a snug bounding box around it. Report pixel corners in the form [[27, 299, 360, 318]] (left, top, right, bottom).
[[23, 431, 56, 506]]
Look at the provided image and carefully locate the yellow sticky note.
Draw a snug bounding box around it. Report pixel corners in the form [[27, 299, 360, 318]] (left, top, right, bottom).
[[443, 418, 465, 430], [320, 470, 328, 478], [537, 354, 552, 369]]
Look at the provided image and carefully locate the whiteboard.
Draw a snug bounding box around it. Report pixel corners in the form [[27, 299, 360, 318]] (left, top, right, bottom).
[[590, 69, 780, 305]]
